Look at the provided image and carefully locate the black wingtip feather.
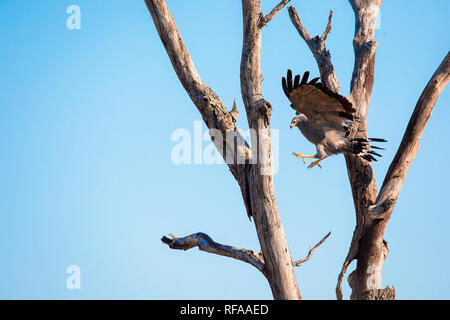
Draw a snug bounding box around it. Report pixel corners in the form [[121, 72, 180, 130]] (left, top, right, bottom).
[[308, 77, 320, 85], [300, 71, 309, 85], [287, 69, 293, 92], [338, 111, 354, 121], [282, 69, 356, 116], [362, 154, 377, 162], [293, 75, 300, 89], [368, 150, 383, 157], [350, 137, 387, 162], [282, 77, 289, 97]]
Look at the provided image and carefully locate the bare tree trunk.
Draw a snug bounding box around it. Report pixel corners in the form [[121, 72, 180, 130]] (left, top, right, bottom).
[[347, 52, 450, 300], [147, 0, 448, 300], [341, 0, 384, 300], [288, 1, 449, 299], [288, 1, 381, 298], [240, 0, 301, 300], [145, 0, 301, 300]]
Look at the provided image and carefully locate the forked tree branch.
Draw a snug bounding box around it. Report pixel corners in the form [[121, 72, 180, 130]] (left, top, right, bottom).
[[288, 6, 339, 92], [260, 0, 291, 27], [372, 52, 450, 219], [144, 0, 253, 217], [341, 2, 448, 302], [162, 233, 265, 274], [144, 0, 248, 152], [321, 10, 333, 41], [293, 232, 331, 267], [149, 0, 300, 299]]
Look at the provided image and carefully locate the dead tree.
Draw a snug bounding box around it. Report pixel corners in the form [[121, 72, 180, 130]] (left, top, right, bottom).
[[146, 0, 449, 300], [289, 0, 449, 299]]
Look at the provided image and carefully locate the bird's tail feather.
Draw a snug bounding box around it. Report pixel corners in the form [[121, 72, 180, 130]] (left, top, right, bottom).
[[348, 137, 387, 162]]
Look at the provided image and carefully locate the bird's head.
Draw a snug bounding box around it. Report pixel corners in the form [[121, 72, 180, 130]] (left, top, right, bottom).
[[290, 114, 302, 129], [290, 118, 298, 129]]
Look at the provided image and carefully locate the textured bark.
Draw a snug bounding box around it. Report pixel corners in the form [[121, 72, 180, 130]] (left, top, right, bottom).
[[240, 0, 301, 300], [288, 7, 339, 92], [144, 0, 253, 218], [260, 0, 291, 27], [146, 0, 300, 300], [287, 2, 380, 298], [289, 0, 449, 300], [365, 286, 396, 300], [161, 233, 265, 274], [287, 1, 380, 298], [341, 3, 449, 300], [147, 0, 448, 300], [352, 52, 450, 299], [375, 52, 450, 216], [340, 0, 383, 300]]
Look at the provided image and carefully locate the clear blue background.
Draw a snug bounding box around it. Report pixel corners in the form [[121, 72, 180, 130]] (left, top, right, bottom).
[[0, 0, 449, 299]]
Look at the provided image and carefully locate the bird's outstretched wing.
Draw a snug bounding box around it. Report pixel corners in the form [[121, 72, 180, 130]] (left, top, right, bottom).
[[282, 69, 356, 133]]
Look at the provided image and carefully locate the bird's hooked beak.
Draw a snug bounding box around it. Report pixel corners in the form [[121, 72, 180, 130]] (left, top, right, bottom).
[[290, 120, 297, 129]]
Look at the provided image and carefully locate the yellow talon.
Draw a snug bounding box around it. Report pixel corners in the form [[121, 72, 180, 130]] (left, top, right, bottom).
[[307, 160, 322, 169], [307, 155, 330, 169], [292, 152, 315, 164]]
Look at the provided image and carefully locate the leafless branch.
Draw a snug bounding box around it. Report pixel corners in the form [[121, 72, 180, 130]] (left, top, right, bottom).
[[144, 0, 253, 218], [339, 52, 449, 299], [260, 0, 290, 27], [336, 224, 364, 300], [161, 232, 265, 274], [348, 0, 382, 114], [287, 6, 311, 41], [288, 6, 339, 92], [241, 0, 301, 299], [336, 260, 350, 300], [148, 0, 302, 299], [321, 10, 333, 41], [372, 52, 450, 220], [293, 232, 331, 267], [336, 0, 383, 300]]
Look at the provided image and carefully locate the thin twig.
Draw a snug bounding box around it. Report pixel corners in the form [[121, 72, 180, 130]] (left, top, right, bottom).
[[321, 10, 333, 41], [161, 232, 266, 274], [336, 261, 350, 300], [287, 6, 311, 41], [260, 0, 290, 27], [293, 232, 331, 267], [288, 6, 339, 92]]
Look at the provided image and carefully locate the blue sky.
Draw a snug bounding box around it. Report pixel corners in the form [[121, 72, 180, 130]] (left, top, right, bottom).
[[0, 0, 449, 300]]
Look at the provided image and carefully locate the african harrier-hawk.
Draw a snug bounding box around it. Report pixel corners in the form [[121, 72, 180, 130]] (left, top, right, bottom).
[[282, 69, 386, 168]]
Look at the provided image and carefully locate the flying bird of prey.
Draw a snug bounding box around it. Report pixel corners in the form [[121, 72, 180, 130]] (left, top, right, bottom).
[[282, 69, 386, 168]]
